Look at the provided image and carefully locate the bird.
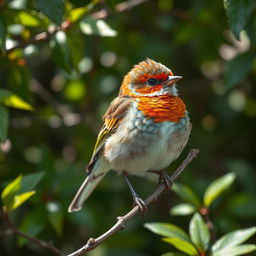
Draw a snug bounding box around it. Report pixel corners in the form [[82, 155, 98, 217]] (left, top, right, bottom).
[[68, 58, 191, 213]]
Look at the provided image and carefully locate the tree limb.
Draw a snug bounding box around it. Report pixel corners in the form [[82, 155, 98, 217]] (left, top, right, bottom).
[[66, 148, 199, 256]]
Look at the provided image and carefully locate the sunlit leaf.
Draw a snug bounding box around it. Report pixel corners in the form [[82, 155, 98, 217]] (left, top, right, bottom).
[[212, 227, 256, 252], [170, 203, 196, 216], [0, 89, 34, 111], [163, 237, 198, 256], [11, 191, 35, 211], [1, 175, 22, 210], [35, 0, 65, 25], [80, 18, 117, 37], [46, 201, 63, 235], [203, 173, 236, 207], [16, 11, 41, 27], [224, 52, 254, 89], [213, 244, 256, 256], [0, 105, 9, 141], [189, 213, 210, 252], [144, 223, 190, 242], [172, 183, 201, 208], [224, 0, 256, 39]]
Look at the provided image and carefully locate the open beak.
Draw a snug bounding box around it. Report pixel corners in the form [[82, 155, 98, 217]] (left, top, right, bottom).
[[164, 75, 182, 86]]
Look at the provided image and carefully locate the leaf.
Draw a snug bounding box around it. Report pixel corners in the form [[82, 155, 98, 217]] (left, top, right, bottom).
[[0, 89, 34, 111], [162, 253, 187, 256], [224, 0, 256, 39], [163, 237, 198, 256], [213, 244, 256, 256], [144, 222, 190, 242], [170, 203, 196, 216], [16, 11, 41, 27], [80, 17, 117, 37], [19, 172, 45, 194], [203, 173, 236, 207], [0, 15, 6, 53], [172, 183, 201, 208], [11, 191, 35, 211], [224, 52, 254, 89], [0, 105, 9, 141], [35, 0, 65, 25], [1, 175, 22, 210], [212, 227, 256, 252], [189, 213, 210, 252], [46, 201, 63, 235]]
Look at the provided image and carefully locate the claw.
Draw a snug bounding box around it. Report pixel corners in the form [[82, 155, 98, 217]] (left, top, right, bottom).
[[133, 195, 148, 216], [159, 171, 173, 189]]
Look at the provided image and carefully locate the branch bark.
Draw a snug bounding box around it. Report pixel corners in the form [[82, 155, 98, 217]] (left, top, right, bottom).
[[66, 148, 199, 256]]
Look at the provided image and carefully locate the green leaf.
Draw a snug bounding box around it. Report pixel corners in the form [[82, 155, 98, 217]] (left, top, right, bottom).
[[35, 0, 65, 25], [11, 191, 35, 211], [64, 80, 86, 101], [0, 15, 6, 53], [189, 213, 210, 252], [144, 222, 190, 242], [203, 173, 236, 207], [212, 227, 256, 252], [224, 0, 256, 39], [80, 17, 117, 37], [170, 203, 196, 216], [0, 89, 34, 111], [19, 172, 45, 194], [1, 175, 22, 210], [162, 253, 187, 256], [46, 201, 63, 235], [0, 105, 9, 141], [16, 11, 41, 27], [224, 52, 254, 89], [213, 244, 256, 256], [163, 237, 198, 256], [172, 183, 201, 208]]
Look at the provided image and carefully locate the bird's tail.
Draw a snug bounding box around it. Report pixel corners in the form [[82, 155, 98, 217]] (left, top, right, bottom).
[[68, 157, 110, 212]]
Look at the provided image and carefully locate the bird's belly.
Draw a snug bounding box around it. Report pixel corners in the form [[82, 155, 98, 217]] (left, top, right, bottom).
[[104, 109, 191, 176]]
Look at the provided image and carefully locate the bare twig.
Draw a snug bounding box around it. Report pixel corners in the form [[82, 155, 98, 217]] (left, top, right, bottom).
[[66, 148, 199, 256], [2, 209, 62, 255]]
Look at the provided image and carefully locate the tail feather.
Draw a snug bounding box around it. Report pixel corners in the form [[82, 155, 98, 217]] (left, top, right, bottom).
[[68, 157, 109, 212]]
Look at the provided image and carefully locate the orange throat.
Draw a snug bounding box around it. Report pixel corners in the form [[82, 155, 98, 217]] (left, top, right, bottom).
[[137, 95, 186, 123]]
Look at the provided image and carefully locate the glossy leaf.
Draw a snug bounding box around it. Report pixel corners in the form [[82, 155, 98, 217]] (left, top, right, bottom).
[[144, 222, 190, 242], [170, 203, 196, 216], [11, 191, 35, 211], [224, 52, 254, 89], [213, 244, 256, 256], [0, 105, 9, 141], [224, 0, 256, 39], [35, 0, 65, 25], [163, 237, 198, 256], [19, 172, 45, 194], [189, 213, 210, 252], [172, 183, 201, 208], [212, 227, 256, 252], [80, 18, 117, 37], [0, 89, 34, 111], [1, 175, 22, 210], [203, 172, 236, 207]]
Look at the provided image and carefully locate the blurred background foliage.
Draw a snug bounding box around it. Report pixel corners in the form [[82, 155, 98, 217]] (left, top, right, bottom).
[[0, 0, 256, 255]]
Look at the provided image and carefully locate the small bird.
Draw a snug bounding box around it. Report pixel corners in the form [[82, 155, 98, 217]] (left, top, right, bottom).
[[68, 58, 191, 213]]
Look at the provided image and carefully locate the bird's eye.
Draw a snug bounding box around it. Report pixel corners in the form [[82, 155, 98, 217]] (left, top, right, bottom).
[[147, 78, 158, 86]]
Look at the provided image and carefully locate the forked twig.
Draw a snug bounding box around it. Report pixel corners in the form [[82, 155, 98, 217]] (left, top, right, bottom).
[[66, 148, 199, 256]]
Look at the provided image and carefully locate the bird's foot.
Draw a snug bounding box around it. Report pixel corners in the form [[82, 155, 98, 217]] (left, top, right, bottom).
[[149, 170, 173, 189], [133, 195, 148, 216]]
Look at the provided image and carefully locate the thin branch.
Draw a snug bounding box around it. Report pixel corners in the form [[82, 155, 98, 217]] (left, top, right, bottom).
[[2, 210, 62, 255], [66, 148, 199, 256]]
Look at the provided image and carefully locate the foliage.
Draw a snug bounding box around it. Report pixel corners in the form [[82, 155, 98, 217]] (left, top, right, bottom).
[[145, 173, 256, 256], [0, 0, 256, 255]]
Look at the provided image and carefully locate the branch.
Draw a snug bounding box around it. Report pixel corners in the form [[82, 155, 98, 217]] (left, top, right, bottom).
[[2, 210, 63, 255], [66, 148, 199, 256]]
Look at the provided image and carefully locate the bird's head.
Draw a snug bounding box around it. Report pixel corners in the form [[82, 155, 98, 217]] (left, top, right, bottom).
[[120, 58, 182, 97]]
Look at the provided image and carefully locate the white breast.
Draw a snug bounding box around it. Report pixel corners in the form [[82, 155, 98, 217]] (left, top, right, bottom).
[[104, 105, 191, 176]]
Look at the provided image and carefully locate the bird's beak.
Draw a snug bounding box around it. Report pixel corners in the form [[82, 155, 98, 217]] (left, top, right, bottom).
[[164, 75, 183, 86]]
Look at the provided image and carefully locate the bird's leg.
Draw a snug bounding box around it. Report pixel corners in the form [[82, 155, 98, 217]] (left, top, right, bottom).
[[123, 172, 148, 215], [148, 170, 173, 189]]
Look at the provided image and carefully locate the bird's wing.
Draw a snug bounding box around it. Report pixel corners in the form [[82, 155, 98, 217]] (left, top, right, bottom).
[[87, 96, 132, 172]]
